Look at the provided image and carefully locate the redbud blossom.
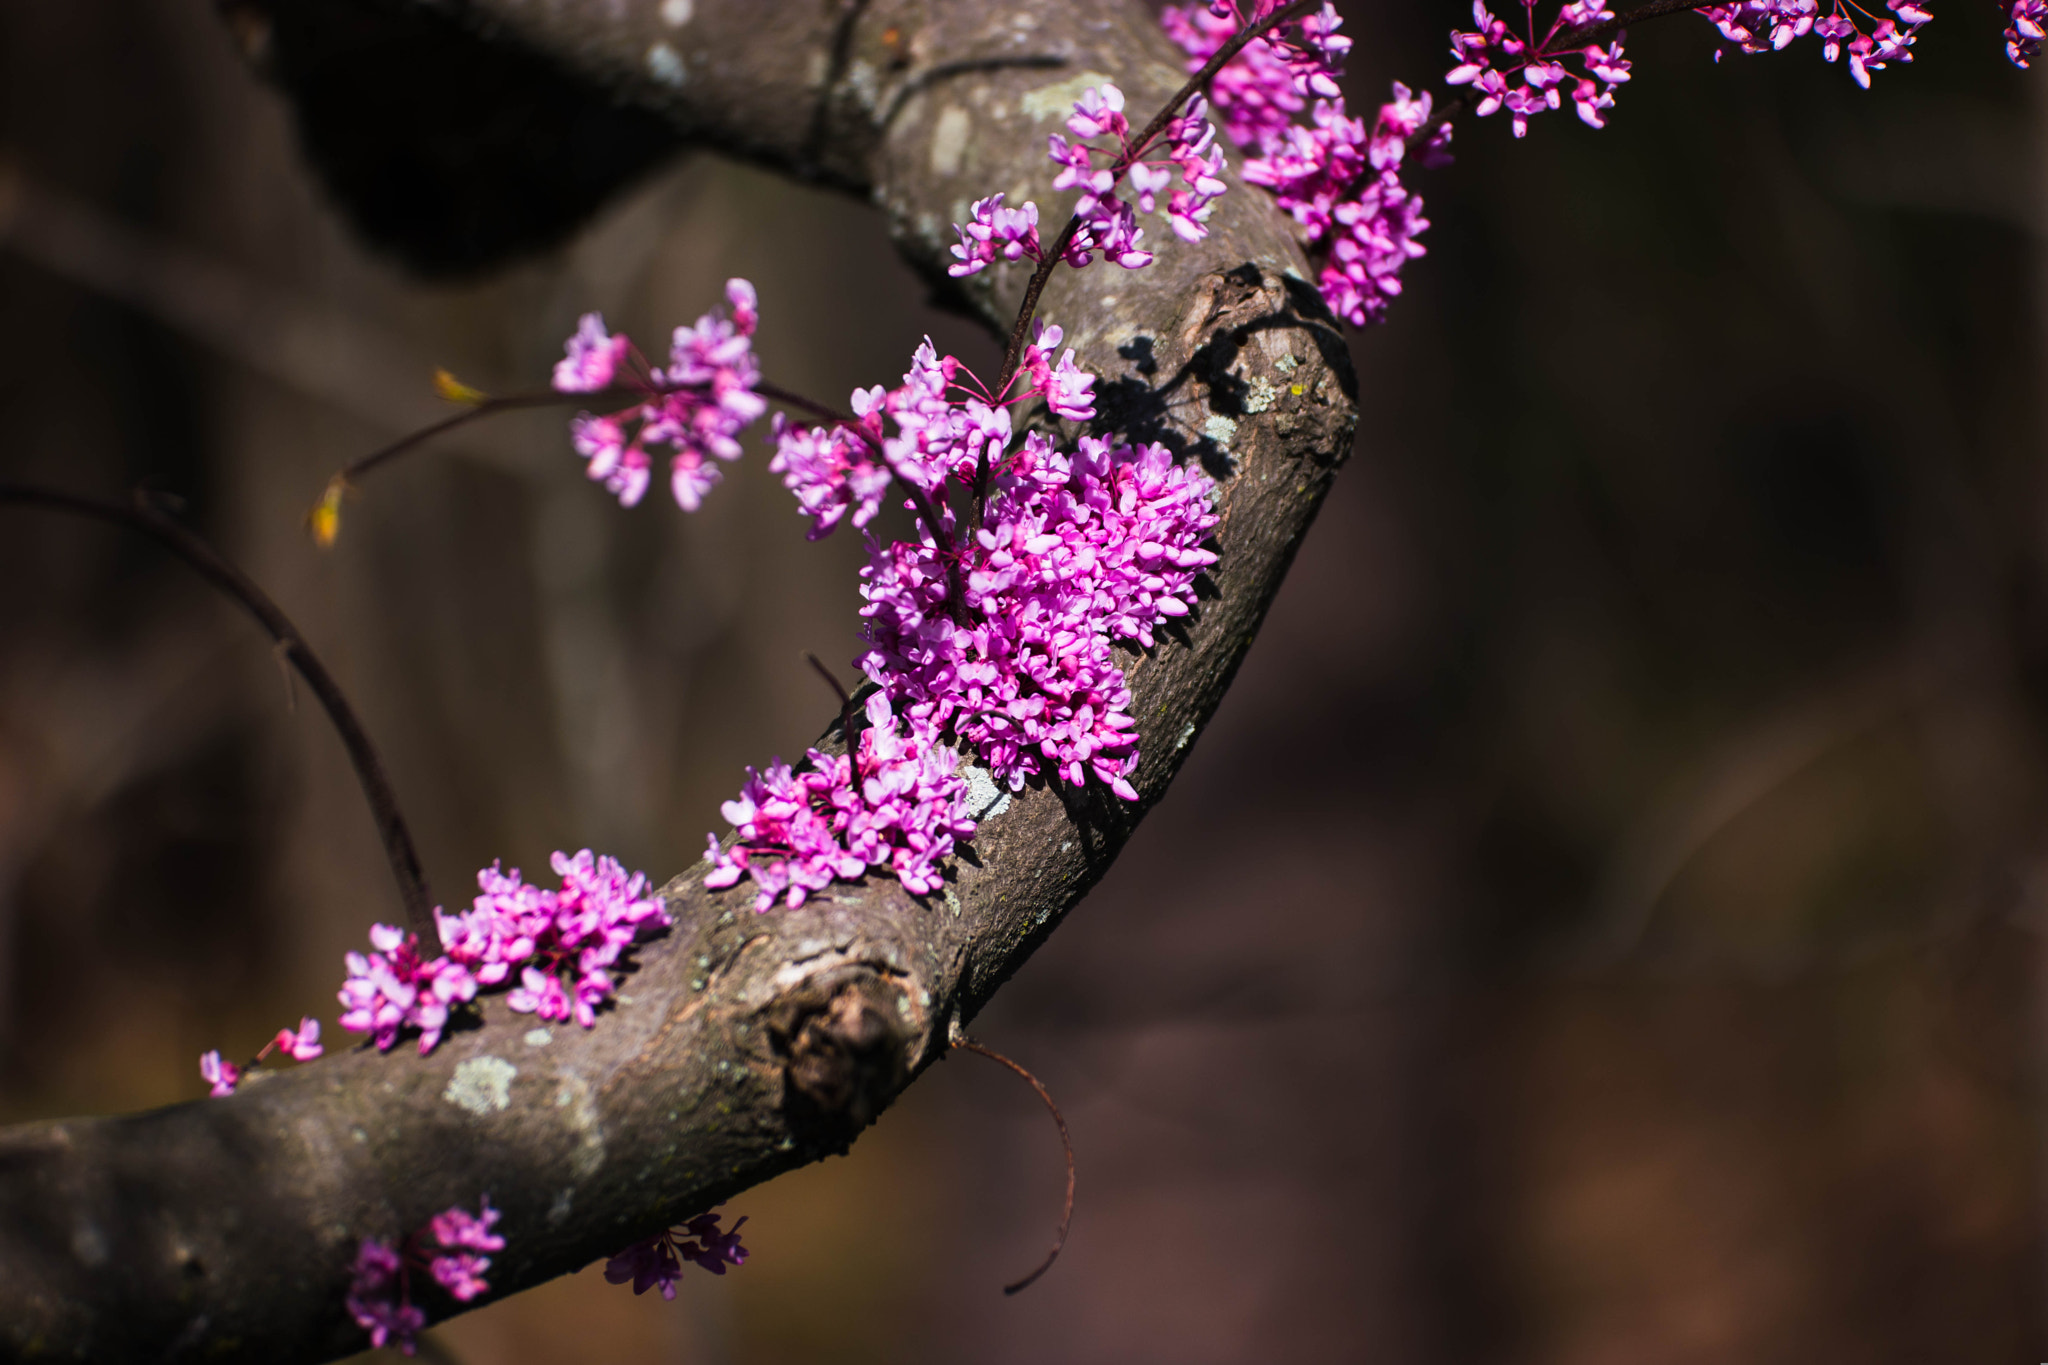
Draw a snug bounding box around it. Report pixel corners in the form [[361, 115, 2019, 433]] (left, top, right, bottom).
[[337, 923, 477, 1056], [860, 429, 1219, 801], [274, 1017, 324, 1062], [199, 1050, 240, 1097], [346, 1198, 504, 1352], [435, 849, 670, 1031], [552, 313, 628, 393], [1697, 0, 1928, 83], [425, 1197, 505, 1302], [551, 281, 766, 512], [346, 1240, 424, 1355], [604, 1212, 750, 1298], [704, 691, 977, 912]]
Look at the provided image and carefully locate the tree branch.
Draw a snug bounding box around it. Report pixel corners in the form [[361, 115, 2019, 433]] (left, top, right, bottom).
[[0, 1, 1357, 1359]]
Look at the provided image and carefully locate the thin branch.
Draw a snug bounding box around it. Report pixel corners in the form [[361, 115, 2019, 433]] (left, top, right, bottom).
[[957, 1039, 1077, 1295], [0, 484, 437, 940], [804, 651, 861, 763]]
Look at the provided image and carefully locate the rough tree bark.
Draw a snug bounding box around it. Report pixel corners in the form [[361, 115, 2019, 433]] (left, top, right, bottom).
[[0, 0, 1357, 1358]]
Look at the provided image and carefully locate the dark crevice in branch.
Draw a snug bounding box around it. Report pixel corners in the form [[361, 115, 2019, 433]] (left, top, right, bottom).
[[0, 483, 437, 939]]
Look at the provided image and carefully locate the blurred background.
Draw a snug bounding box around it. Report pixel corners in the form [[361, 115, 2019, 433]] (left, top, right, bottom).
[[1, 0, 2043, 1360]]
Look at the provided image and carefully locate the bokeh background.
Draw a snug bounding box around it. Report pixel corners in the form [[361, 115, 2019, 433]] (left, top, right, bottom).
[[1, 0, 2043, 1361]]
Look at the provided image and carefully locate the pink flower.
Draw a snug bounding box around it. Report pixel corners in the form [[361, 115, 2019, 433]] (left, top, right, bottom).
[[859, 423, 1218, 802], [1068, 82, 1129, 144], [705, 690, 977, 912], [199, 1050, 240, 1097], [273, 1017, 323, 1062], [337, 923, 478, 1056], [436, 850, 670, 1030], [346, 1197, 505, 1350], [1697, 0, 1926, 82], [604, 1211, 749, 1298], [345, 1239, 425, 1354], [555, 282, 767, 512], [2011, 0, 2048, 63], [949, 193, 1044, 277], [425, 1196, 505, 1302], [551, 313, 629, 394]]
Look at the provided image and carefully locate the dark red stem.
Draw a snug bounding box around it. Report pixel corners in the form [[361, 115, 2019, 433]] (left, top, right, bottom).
[[956, 1038, 1076, 1295]]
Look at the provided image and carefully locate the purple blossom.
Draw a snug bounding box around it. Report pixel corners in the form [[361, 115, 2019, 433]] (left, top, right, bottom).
[[2011, 0, 2047, 64], [425, 1197, 505, 1302], [552, 313, 629, 394], [346, 1198, 504, 1351], [604, 1211, 749, 1299], [553, 280, 767, 512], [704, 691, 977, 912], [1163, 2, 1306, 152], [949, 193, 1044, 278], [337, 924, 477, 1056], [273, 1017, 324, 1062], [1446, 1, 1632, 139], [1021, 323, 1097, 423], [346, 1239, 425, 1355], [1239, 86, 1440, 326], [1697, 0, 1928, 83], [768, 412, 894, 538], [859, 429, 1219, 801], [1042, 81, 1225, 259], [435, 850, 671, 1031], [199, 1050, 240, 1097]]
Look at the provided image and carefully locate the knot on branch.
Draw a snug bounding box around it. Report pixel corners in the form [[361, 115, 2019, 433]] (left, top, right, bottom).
[[767, 969, 916, 1153]]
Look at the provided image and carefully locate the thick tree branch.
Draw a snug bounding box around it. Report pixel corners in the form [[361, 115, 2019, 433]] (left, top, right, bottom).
[[0, 1, 1357, 1359]]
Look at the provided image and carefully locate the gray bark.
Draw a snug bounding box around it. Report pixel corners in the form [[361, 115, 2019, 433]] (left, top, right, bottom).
[[0, 0, 1357, 1358]]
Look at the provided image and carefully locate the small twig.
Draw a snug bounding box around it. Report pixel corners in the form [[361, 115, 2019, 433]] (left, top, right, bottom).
[[992, 0, 1319, 395], [337, 390, 575, 488], [956, 1038, 1076, 1295], [0, 484, 438, 940], [804, 651, 860, 764]]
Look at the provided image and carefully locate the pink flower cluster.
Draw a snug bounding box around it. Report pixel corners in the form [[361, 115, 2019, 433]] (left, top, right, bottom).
[[704, 690, 977, 912], [436, 849, 671, 1030], [769, 325, 1091, 540], [551, 280, 766, 511], [1696, 0, 1929, 85], [604, 1211, 750, 1298], [338, 923, 479, 1056], [1241, 84, 1448, 326], [197, 1016, 324, 1097], [347, 1198, 506, 1354], [339, 849, 667, 1054], [1447, 0, 1633, 135], [1049, 81, 1227, 252], [708, 334, 1213, 908], [1164, 2, 1438, 326], [949, 77, 1228, 279], [859, 425, 1219, 800], [2012, 0, 2048, 65]]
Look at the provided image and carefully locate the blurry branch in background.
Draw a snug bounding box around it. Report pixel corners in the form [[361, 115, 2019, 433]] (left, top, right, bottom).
[[0, 158, 444, 437], [0, 485, 436, 938]]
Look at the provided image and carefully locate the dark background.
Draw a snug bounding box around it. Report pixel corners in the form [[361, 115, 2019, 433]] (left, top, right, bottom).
[[0, 1, 2042, 1361]]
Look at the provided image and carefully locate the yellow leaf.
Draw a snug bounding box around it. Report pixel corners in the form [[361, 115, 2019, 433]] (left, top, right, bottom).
[[306, 480, 346, 548], [433, 367, 489, 405]]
